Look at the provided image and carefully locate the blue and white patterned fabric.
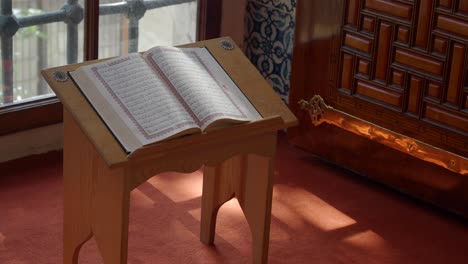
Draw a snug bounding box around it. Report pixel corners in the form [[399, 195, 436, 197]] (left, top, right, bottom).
[[244, 0, 296, 104]]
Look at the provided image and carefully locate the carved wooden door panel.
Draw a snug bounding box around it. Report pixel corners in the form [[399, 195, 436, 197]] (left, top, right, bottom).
[[325, 0, 468, 157], [333, 0, 468, 156], [289, 0, 468, 216]]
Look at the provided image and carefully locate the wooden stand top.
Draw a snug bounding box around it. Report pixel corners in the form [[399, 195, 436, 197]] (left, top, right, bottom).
[[42, 37, 298, 167]]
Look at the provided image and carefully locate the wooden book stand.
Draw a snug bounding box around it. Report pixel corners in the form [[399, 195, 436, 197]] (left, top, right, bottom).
[[42, 37, 297, 264]]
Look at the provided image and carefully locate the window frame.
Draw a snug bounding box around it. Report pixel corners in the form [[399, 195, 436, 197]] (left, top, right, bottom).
[[0, 0, 222, 136]]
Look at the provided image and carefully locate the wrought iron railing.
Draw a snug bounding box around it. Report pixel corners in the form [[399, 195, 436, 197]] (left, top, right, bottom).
[[0, 0, 194, 104]]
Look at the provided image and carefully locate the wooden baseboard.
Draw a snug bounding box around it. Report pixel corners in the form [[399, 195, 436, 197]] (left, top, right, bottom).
[[288, 121, 468, 218]]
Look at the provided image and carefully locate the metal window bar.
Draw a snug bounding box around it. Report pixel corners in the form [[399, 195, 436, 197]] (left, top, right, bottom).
[[0, 0, 194, 104]]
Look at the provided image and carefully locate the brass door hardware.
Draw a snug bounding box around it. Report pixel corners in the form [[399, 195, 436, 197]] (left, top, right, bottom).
[[299, 95, 468, 176]]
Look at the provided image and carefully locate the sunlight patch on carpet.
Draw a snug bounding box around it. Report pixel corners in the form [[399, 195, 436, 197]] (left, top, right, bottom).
[[0, 232, 5, 250], [273, 185, 357, 231], [188, 208, 201, 221], [147, 170, 203, 203], [131, 188, 155, 208], [342, 230, 388, 251]]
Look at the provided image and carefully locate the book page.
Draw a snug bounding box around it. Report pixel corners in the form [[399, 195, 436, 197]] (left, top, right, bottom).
[[144, 47, 261, 131], [195, 48, 262, 122], [70, 53, 199, 152]]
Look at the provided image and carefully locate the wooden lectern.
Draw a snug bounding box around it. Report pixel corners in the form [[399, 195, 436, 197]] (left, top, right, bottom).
[[42, 37, 297, 264]]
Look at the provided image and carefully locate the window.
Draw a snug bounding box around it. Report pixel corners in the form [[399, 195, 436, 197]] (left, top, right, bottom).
[[0, 0, 221, 135], [1, 0, 85, 106]]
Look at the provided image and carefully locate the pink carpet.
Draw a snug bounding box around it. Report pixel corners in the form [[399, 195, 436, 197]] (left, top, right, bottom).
[[1, 134, 467, 263]]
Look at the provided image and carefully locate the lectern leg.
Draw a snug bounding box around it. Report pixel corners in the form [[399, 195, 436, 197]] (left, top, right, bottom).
[[238, 154, 275, 264], [200, 156, 241, 244], [91, 159, 130, 264], [200, 139, 276, 264], [63, 110, 93, 264], [63, 110, 131, 264]]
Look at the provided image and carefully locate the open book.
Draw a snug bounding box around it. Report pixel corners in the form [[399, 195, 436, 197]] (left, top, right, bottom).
[[70, 46, 262, 153]]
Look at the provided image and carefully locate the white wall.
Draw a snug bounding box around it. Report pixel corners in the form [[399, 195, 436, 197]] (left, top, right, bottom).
[[0, 124, 63, 163]]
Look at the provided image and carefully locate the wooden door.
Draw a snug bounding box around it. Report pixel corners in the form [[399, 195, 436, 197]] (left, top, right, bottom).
[[288, 0, 468, 215], [290, 0, 468, 157]]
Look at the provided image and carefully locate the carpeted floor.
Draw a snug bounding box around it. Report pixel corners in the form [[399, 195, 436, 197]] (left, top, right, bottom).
[[1, 134, 467, 263]]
